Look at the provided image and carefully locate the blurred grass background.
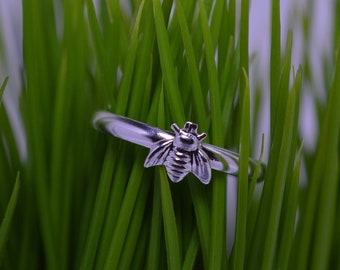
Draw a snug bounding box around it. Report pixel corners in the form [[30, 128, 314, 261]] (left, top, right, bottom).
[[0, 0, 339, 269]]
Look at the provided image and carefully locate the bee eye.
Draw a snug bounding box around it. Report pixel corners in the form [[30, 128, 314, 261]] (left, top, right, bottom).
[[180, 136, 194, 144]]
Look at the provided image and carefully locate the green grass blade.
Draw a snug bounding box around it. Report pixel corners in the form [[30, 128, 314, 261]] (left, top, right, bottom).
[[245, 134, 265, 262], [197, 1, 229, 269], [103, 152, 145, 270], [23, 0, 58, 265], [309, 45, 340, 270], [197, 1, 227, 269], [86, 0, 105, 77], [217, 1, 234, 71], [128, 0, 155, 120], [80, 144, 116, 270], [292, 46, 340, 270], [188, 181, 211, 269], [146, 177, 163, 270], [209, 177, 227, 270], [270, 0, 281, 137], [246, 30, 293, 269], [248, 134, 265, 205], [175, 0, 207, 128], [0, 76, 9, 106], [210, 0, 225, 46], [94, 148, 130, 269], [49, 56, 68, 241], [261, 71, 300, 270], [86, 0, 115, 104], [159, 169, 182, 270], [116, 0, 146, 115], [220, 39, 240, 136], [275, 67, 302, 270], [228, 0, 236, 38], [182, 227, 200, 270], [272, 31, 292, 142], [277, 143, 303, 270], [240, 0, 249, 87], [0, 173, 20, 265], [311, 145, 338, 270], [118, 177, 151, 269], [198, 0, 222, 138], [152, 0, 185, 124], [131, 216, 151, 269], [232, 70, 250, 270], [0, 108, 21, 177]]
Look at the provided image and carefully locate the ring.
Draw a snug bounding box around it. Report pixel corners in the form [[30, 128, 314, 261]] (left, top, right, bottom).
[[93, 111, 265, 184]]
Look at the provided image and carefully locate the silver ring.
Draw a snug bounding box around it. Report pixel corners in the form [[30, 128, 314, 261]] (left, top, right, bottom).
[[93, 111, 265, 184]]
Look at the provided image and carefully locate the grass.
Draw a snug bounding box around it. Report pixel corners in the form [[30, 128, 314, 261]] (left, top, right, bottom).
[[0, 0, 339, 269]]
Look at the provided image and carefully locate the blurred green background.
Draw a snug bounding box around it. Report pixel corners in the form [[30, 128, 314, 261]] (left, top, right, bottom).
[[0, 0, 339, 269]]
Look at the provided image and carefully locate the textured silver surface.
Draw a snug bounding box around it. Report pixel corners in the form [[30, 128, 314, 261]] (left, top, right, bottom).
[[93, 111, 265, 184]]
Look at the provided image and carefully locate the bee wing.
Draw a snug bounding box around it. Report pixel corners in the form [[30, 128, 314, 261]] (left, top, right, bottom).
[[93, 111, 174, 148], [202, 143, 265, 180], [144, 139, 173, 167], [192, 149, 211, 184]]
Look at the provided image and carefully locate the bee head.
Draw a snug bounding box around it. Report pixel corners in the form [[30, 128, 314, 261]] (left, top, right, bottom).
[[171, 122, 206, 151]]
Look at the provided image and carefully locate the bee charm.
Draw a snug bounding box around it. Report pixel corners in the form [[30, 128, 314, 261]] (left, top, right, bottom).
[[93, 112, 266, 184], [144, 122, 211, 184]]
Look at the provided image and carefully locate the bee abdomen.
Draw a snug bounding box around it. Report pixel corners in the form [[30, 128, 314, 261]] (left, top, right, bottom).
[[164, 149, 191, 182]]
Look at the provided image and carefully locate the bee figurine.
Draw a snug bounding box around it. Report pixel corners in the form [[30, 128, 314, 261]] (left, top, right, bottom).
[[144, 122, 210, 183], [93, 111, 265, 184]]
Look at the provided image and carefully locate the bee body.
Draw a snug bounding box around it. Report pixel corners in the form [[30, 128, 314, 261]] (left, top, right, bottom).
[[164, 147, 192, 182], [144, 122, 212, 184]]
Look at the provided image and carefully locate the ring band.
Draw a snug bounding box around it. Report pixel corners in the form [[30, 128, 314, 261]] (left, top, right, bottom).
[[93, 111, 265, 184]]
